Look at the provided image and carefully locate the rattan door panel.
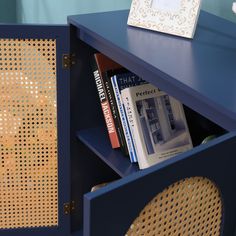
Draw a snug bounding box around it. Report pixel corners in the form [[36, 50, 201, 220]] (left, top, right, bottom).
[[83, 132, 236, 236], [0, 25, 70, 236], [126, 177, 222, 236], [0, 38, 58, 229]]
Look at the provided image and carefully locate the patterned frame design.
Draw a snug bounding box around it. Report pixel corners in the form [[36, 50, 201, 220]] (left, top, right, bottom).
[[127, 0, 201, 38]]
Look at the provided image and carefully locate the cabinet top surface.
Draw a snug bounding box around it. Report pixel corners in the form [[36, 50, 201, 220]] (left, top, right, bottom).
[[68, 10, 236, 130]]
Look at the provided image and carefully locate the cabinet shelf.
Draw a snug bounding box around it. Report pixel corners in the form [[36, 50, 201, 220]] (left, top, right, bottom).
[[69, 10, 236, 131], [76, 127, 139, 177]]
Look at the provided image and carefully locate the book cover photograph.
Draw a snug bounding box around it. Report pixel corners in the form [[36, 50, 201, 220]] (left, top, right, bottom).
[[122, 83, 193, 169]]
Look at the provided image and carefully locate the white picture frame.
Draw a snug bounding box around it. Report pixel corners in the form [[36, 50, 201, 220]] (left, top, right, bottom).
[[127, 0, 202, 38]]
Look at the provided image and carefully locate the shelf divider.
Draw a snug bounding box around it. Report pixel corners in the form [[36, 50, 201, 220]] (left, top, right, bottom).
[[76, 127, 139, 177]]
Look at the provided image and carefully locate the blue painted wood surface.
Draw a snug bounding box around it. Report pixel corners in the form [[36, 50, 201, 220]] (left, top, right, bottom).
[[68, 10, 236, 131], [77, 127, 139, 177], [71, 228, 83, 236], [0, 25, 71, 236], [69, 26, 121, 232], [84, 132, 236, 236], [1, 9, 235, 236]]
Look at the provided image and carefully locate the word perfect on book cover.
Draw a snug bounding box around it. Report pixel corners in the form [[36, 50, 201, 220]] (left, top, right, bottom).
[[122, 83, 193, 169]]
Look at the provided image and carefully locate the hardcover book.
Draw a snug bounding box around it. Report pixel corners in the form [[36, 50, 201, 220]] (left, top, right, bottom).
[[111, 72, 148, 162], [91, 53, 122, 149], [103, 68, 129, 155], [121, 83, 193, 169]]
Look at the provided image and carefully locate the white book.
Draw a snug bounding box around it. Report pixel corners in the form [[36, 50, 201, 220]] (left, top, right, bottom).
[[121, 83, 193, 169], [110, 74, 134, 161]]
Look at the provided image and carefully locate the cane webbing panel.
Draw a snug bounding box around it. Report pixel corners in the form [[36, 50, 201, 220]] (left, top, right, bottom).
[[0, 39, 58, 229], [126, 177, 222, 236]]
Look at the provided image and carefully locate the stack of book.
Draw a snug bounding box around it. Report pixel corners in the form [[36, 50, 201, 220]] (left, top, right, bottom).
[[92, 53, 193, 169]]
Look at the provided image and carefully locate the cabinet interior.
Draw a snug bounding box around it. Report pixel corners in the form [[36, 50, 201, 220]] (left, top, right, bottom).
[[69, 25, 227, 232]]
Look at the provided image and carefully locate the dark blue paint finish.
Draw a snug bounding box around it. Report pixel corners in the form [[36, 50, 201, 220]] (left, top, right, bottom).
[[84, 132, 236, 236], [77, 127, 139, 177], [1, 10, 235, 236], [0, 25, 71, 236], [68, 10, 236, 131], [56, 25, 71, 236], [0, 24, 68, 39], [71, 228, 83, 236], [0, 227, 64, 236], [69, 26, 120, 232]]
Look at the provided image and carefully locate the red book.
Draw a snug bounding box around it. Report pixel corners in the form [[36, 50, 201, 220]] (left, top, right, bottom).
[[91, 53, 122, 148]]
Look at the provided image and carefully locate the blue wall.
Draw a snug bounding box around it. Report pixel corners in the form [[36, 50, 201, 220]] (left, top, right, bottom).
[[16, 0, 236, 24], [0, 0, 235, 24], [0, 0, 16, 23], [202, 0, 236, 22], [17, 0, 132, 24]]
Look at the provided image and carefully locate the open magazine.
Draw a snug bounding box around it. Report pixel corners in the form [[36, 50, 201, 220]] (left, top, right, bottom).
[[121, 83, 193, 169]]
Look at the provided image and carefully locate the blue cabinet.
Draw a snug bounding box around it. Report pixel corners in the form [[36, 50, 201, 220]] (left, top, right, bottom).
[[68, 10, 236, 236], [1, 10, 236, 236]]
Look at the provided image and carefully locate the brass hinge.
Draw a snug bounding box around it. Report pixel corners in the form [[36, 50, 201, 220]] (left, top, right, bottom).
[[63, 201, 76, 215], [62, 53, 76, 69]]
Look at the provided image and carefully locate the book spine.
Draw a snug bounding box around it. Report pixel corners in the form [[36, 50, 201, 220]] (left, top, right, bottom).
[[121, 88, 151, 169], [103, 73, 129, 155], [121, 88, 150, 169], [111, 75, 137, 162], [122, 87, 155, 169], [92, 68, 120, 149], [121, 89, 139, 159]]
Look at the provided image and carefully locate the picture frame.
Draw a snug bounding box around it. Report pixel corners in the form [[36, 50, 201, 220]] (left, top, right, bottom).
[[127, 0, 202, 39]]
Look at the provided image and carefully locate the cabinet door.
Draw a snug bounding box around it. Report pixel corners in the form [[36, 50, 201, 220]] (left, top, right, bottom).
[[84, 132, 236, 236], [0, 25, 70, 236]]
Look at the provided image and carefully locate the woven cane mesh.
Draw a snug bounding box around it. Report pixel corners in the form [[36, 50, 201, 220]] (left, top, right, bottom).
[[0, 39, 58, 229], [126, 177, 222, 236]]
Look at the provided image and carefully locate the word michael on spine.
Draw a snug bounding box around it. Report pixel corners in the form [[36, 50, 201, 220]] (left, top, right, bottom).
[[92, 62, 120, 148]]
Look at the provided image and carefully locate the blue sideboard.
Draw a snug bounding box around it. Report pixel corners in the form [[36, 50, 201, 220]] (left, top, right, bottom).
[[0, 9, 236, 236], [68, 10, 236, 236]]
